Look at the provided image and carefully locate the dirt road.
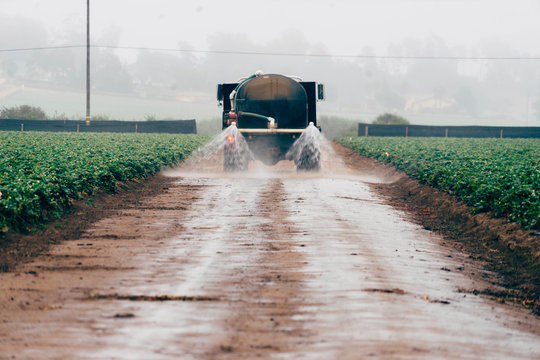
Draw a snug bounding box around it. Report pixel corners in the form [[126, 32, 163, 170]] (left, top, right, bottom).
[[1, 145, 539, 359]]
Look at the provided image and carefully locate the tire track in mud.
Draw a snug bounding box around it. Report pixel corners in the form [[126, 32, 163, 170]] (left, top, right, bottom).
[[0, 181, 205, 359], [209, 179, 311, 359], [281, 176, 540, 359], [1, 155, 540, 359], [282, 178, 427, 358], [79, 175, 308, 359]]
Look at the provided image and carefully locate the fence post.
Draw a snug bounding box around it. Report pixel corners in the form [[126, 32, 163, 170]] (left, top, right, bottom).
[[445, 128, 448, 138], [365, 125, 369, 137], [500, 129, 503, 138], [135, 123, 138, 133], [405, 126, 408, 137], [21, 123, 24, 132], [77, 124, 80, 133]]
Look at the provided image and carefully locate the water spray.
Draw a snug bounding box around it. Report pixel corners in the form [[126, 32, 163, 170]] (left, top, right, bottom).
[[286, 122, 322, 171], [185, 122, 253, 172]]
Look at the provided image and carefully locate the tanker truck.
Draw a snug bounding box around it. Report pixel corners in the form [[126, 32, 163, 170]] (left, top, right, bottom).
[[217, 71, 325, 171]]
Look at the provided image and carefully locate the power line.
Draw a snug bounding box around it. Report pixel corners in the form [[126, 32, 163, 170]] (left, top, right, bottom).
[[0, 45, 86, 52], [99, 45, 540, 60], [1, 44, 540, 61]]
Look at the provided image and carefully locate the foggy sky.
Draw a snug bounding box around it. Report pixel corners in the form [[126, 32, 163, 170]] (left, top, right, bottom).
[[3, 0, 540, 58], [2, 0, 540, 127]]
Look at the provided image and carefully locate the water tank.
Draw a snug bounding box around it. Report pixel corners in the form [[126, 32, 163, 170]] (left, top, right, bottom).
[[235, 74, 308, 129]]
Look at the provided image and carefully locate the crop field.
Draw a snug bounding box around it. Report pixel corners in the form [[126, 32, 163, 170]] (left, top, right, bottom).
[[337, 137, 540, 230], [0, 131, 208, 233], [2, 130, 540, 357]]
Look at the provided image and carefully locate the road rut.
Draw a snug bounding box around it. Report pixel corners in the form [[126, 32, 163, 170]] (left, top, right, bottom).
[[0, 147, 539, 359]]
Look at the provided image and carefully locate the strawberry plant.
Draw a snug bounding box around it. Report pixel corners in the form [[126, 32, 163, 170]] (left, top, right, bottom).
[[0, 131, 208, 233], [337, 137, 540, 229]]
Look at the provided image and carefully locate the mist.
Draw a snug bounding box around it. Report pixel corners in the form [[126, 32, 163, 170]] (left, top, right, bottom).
[[1, 0, 540, 133]]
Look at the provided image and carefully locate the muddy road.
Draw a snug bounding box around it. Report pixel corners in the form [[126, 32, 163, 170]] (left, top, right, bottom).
[[1, 145, 539, 359]]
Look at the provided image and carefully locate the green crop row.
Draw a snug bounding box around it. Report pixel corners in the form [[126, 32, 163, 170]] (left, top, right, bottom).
[[337, 137, 540, 229], [0, 131, 208, 233]]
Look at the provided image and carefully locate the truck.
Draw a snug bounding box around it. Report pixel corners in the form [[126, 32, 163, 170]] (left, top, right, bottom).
[[217, 71, 325, 171]]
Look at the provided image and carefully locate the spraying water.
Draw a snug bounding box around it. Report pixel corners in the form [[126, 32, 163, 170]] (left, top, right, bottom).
[[286, 122, 322, 171], [187, 124, 253, 171], [186, 123, 327, 173], [222, 124, 253, 171]]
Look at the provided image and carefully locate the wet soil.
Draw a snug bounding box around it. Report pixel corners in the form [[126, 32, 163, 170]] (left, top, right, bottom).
[[333, 144, 540, 314], [0, 142, 539, 359], [0, 176, 175, 273]]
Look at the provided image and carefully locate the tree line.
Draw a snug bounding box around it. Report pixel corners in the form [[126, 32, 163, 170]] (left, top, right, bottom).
[[1, 17, 539, 122]]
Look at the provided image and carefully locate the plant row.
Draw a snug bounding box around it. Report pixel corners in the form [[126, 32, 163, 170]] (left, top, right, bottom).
[[0, 131, 208, 233], [337, 137, 540, 229]]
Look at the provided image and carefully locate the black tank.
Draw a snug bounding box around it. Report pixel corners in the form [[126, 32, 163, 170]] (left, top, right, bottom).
[[235, 74, 308, 129]]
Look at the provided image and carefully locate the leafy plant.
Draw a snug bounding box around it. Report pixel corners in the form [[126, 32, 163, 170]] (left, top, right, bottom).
[[0, 132, 209, 233], [337, 137, 540, 229]]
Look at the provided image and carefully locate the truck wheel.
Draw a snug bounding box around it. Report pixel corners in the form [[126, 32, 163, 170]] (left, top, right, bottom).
[[295, 143, 320, 171]]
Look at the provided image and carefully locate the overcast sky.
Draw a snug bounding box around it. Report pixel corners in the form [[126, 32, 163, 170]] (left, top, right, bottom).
[[3, 0, 540, 57]]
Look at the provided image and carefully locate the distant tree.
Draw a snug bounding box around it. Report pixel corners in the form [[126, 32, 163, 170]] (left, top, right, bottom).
[[373, 113, 410, 125], [0, 105, 47, 120], [27, 47, 85, 87], [93, 50, 134, 93], [133, 50, 201, 93]]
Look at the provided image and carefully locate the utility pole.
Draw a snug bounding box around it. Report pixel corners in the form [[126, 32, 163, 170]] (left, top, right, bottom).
[[86, 0, 91, 125]]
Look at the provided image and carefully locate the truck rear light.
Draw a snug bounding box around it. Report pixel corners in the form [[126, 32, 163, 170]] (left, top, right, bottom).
[[227, 135, 235, 144]]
